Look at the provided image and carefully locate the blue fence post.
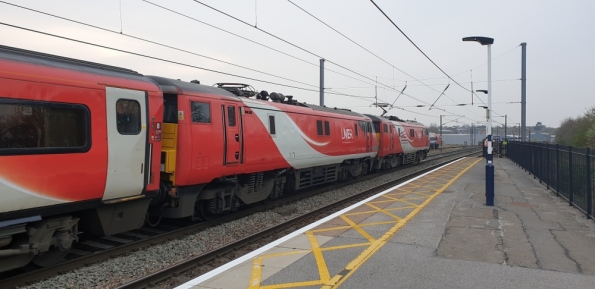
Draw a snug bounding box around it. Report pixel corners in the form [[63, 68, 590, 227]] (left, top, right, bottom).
[[556, 144, 560, 197], [587, 147, 592, 219], [538, 144, 542, 183], [546, 143, 550, 189], [569, 146, 573, 206], [531, 145, 538, 179]]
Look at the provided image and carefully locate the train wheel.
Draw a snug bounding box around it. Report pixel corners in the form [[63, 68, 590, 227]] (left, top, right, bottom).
[[390, 157, 399, 168], [32, 247, 68, 267], [196, 200, 217, 221], [0, 236, 34, 272]]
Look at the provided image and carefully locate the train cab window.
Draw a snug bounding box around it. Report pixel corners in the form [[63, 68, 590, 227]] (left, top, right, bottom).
[[317, 120, 323, 135], [116, 99, 141, 135], [367, 122, 373, 134], [163, 94, 178, 123], [324, 121, 330, 135], [383, 123, 388, 133], [227, 106, 236, 126], [0, 99, 89, 155], [191, 101, 211, 123], [358, 121, 366, 133], [373, 122, 380, 134], [269, 115, 276, 135], [354, 123, 359, 136], [410, 129, 414, 138]]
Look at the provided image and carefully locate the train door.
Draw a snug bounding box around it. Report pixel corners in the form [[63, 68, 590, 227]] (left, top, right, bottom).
[[390, 125, 395, 151], [223, 103, 242, 165], [103, 87, 147, 200], [381, 123, 390, 153], [366, 121, 373, 152]]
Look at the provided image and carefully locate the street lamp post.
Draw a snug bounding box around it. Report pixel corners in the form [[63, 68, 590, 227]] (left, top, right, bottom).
[[463, 36, 495, 207]]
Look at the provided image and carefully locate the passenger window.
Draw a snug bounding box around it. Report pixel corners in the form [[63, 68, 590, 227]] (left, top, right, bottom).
[[0, 99, 89, 155], [317, 120, 323, 135], [269, 115, 276, 135], [191, 101, 211, 123], [116, 99, 141, 135], [383, 124, 388, 133], [324, 121, 330, 135], [227, 106, 236, 126]]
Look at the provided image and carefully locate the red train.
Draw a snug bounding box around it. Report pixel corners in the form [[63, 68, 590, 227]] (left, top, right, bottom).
[[0, 45, 428, 272]]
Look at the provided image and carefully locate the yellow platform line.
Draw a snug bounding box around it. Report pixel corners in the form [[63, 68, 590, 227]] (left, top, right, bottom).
[[329, 157, 482, 288], [248, 257, 263, 289]]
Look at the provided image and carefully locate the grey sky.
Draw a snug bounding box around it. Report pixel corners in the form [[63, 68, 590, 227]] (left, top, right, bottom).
[[1, 0, 593, 129]]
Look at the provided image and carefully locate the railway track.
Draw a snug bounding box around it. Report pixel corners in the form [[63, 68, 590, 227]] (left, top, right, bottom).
[[1, 146, 480, 289]]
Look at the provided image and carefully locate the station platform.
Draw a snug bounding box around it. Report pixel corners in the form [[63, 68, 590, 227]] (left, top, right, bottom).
[[175, 157, 595, 289]]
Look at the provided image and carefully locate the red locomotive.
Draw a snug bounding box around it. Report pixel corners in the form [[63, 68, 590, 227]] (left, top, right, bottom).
[[0, 45, 428, 272]]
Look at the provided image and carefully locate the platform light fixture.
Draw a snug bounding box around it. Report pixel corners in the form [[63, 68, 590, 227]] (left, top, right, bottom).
[[463, 36, 495, 207]]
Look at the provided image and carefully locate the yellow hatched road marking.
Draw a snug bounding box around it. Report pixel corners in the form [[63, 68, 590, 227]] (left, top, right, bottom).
[[245, 157, 479, 289], [307, 233, 330, 282], [344, 210, 378, 216], [364, 203, 402, 221], [308, 225, 352, 234], [261, 280, 322, 289], [340, 215, 375, 242], [359, 220, 398, 227], [330, 158, 482, 288], [321, 242, 371, 251]]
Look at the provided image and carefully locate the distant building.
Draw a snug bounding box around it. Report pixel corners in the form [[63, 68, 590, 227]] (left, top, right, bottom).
[[441, 132, 484, 146]]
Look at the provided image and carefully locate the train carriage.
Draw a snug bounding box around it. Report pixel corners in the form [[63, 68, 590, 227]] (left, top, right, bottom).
[[365, 114, 430, 170], [0, 45, 163, 272], [0, 45, 430, 273], [151, 80, 378, 220]]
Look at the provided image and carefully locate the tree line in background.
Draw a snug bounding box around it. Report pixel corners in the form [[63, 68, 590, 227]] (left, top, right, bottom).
[[555, 106, 595, 148]]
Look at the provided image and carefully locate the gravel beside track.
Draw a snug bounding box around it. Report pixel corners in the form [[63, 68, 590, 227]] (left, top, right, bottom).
[[16, 148, 480, 289]]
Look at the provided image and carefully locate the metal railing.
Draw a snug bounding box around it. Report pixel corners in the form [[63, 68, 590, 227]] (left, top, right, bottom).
[[507, 142, 594, 219]]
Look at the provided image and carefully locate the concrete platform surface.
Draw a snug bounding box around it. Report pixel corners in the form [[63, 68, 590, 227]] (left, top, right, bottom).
[[176, 157, 595, 289]]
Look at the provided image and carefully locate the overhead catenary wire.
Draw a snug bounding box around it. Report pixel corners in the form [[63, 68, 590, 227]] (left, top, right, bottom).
[[141, 0, 403, 94], [0, 1, 322, 89], [368, 0, 471, 93], [286, 0, 411, 83], [177, 0, 505, 123], [156, 0, 482, 118], [367, 0, 510, 117], [0, 4, 484, 124], [189, 0, 424, 99], [0, 22, 376, 102], [287, 0, 492, 114], [2, 0, 452, 114]]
